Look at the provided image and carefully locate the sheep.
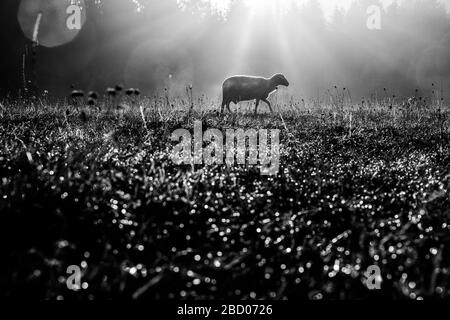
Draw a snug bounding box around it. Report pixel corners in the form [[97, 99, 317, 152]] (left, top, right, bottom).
[[221, 74, 289, 114]]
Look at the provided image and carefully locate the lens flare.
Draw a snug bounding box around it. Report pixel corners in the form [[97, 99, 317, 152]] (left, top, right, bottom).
[[17, 0, 86, 48]]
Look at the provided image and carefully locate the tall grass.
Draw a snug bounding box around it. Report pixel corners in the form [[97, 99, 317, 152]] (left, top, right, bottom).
[[1, 92, 450, 300]]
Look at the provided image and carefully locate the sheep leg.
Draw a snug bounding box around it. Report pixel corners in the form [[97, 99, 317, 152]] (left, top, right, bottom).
[[221, 101, 227, 114], [254, 99, 260, 114], [227, 102, 232, 113], [263, 99, 273, 113]]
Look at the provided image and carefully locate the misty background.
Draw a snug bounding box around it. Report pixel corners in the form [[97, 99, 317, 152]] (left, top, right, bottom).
[[2, 0, 450, 101]]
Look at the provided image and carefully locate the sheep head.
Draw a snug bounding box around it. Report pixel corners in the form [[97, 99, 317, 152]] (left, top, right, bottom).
[[271, 74, 290, 88]]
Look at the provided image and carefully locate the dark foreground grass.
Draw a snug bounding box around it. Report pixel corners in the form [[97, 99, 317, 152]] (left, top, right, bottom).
[[1, 101, 450, 300]]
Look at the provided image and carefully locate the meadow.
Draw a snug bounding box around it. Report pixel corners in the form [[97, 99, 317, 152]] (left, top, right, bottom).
[[0, 93, 449, 300]]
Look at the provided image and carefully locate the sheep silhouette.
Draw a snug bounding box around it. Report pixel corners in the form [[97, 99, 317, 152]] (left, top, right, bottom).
[[221, 74, 289, 114]]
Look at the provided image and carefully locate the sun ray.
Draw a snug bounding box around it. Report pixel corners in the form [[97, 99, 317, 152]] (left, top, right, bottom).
[[229, 16, 256, 75]]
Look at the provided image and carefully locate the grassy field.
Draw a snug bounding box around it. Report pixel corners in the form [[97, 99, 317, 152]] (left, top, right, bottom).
[[1, 96, 450, 300]]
